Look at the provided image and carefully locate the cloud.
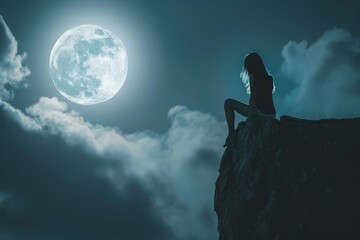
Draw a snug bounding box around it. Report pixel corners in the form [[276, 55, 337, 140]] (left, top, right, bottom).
[[0, 97, 226, 240], [26, 97, 226, 239], [281, 28, 360, 119], [0, 15, 227, 240], [0, 108, 175, 240], [0, 99, 41, 131], [0, 15, 30, 100]]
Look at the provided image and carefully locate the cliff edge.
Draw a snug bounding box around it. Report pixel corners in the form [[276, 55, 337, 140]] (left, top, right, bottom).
[[214, 116, 360, 239]]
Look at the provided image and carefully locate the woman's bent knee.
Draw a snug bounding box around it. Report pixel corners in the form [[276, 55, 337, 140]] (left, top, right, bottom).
[[224, 98, 234, 109]]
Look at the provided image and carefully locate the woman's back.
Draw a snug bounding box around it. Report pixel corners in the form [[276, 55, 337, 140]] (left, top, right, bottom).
[[254, 74, 276, 115]]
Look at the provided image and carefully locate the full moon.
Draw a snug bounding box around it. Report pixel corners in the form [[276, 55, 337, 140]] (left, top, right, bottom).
[[49, 25, 128, 105]]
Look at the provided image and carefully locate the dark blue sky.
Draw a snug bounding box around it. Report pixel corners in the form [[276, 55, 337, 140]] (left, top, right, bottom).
[[1, 1, 360, 239], [1, 0, 359, 132]]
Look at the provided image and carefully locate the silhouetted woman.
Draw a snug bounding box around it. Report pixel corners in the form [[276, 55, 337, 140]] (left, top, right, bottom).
[[223, 52, 276, 147]]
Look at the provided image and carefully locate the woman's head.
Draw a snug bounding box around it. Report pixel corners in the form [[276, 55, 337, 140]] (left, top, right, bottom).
[[244, 52, 267, 75], [240, 52, 274, 94]]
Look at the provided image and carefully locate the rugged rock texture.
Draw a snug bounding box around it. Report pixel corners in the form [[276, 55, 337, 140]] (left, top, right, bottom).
[[214, 116, 360, 240]]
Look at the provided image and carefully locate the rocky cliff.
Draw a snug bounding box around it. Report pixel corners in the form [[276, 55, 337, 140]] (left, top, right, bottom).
[[214, 116, 360, 240]]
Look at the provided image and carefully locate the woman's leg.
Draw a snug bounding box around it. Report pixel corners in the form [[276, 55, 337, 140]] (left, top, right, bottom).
[[224, 98, 249, 133], [223, 98, 249, 147]]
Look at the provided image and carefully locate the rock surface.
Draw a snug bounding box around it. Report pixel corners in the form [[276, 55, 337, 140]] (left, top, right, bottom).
[[214, 116, 360, 240]]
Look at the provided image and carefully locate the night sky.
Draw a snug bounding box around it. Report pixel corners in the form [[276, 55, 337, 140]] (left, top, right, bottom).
[[1, 0, 360, 239]]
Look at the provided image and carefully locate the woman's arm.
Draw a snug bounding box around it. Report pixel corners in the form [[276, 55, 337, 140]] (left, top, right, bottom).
[[248, 74, 256, 118]]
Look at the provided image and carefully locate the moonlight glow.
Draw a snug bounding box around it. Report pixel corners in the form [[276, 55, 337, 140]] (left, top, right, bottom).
[[49, 25, 128, 105]]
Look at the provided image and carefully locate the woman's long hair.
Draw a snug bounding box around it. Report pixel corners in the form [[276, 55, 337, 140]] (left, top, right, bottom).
[[240, 52, 275, 94]]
